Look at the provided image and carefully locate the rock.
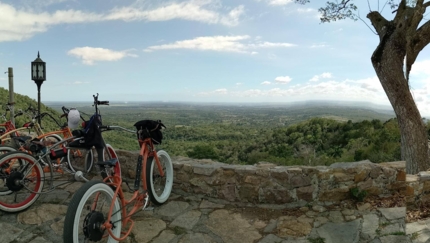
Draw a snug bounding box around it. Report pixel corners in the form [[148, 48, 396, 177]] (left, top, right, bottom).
[[17, 204, 67, 225], [205, 209, 261, 243], [170, 210, 201, 230], [132, 218, 166, 243], [277, 216, 312, 237]]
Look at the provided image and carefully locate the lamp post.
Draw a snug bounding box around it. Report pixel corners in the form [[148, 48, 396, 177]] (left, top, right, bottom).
[[31, 52, 46, 126]]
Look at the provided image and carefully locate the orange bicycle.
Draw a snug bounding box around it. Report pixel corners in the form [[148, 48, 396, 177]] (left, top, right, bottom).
[[0, 99, 117, 213], [0, 105, 94, 176], [63, 93, 174, 243], [0, 103, 26, 146]]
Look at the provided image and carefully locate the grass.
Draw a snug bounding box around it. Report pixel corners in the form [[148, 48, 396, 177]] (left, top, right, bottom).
[[411, 232, 419, 240], [308, 237, 326, 243]]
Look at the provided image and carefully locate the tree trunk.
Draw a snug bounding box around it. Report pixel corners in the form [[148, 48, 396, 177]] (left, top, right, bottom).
[[371, 24, 430, 174]]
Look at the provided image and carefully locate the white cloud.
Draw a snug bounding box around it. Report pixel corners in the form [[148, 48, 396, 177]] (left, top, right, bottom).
[[144, 35, 296, 53], [411, 59, 430, 76], [296, 8, 314, 13], [196, 77, 390, 107], [275, 76, 292, 84], [214, 88, 228, 94], [250, 42, 296, 48], [266, 0, 293, 6], [0, 1, 245, 42], [67, 47, 137, 65], [103, 1, 245, 26], [199, 88, 228, 96], [145, 35, 249, 53], [72, 81, 90, 85], [309, 72, 332, 82], [310, 44, 328, 48], [261, 81, 271, 85], [219, 5, 245, 26]]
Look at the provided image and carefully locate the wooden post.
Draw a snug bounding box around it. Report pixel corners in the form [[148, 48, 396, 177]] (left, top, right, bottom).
[[8, 67, 14, 126]]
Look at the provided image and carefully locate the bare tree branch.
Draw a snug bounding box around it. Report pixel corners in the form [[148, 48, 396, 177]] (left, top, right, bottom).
[[356, 11, 378, 35]]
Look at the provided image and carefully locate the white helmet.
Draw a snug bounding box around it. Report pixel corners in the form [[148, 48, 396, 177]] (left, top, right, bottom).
[[68, 109, 80, 129]]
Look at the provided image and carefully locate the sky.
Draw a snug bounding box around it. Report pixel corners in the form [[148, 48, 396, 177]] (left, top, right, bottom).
[[1, 0, 430, 114]]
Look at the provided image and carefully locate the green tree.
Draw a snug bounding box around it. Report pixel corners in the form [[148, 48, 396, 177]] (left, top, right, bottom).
[[187, 144, 218, 160], [296, 0, 430, 174]]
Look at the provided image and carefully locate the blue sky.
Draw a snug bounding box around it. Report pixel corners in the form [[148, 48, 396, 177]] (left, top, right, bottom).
[[1, 0, 430, 114]]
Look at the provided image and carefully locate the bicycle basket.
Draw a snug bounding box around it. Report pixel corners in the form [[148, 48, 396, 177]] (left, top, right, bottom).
[[133, 120, 165, 145]]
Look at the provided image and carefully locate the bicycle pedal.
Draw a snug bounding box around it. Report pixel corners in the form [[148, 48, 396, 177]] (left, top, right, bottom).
[[143, 206, 154, 211]]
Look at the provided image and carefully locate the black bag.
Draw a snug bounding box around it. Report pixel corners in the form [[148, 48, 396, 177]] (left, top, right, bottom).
[[133, 120, 165, 145], [69, 114, 104, 149], [23, 138, 44, 153], [50, 147, 68, 160]]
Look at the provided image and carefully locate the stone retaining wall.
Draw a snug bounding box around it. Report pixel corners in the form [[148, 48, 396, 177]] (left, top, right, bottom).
[[405, 172, 430, 209], [115, 150, 408, 207], [170, 157, 406, 207]]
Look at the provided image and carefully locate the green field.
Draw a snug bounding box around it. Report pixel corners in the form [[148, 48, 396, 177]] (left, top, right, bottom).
[[1, 86, 402, 166], [44, 100, 399, 166]]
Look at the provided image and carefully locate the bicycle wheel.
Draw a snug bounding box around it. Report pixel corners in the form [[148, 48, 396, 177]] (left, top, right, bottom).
[[146, 150, 173, 205], [0, 146, 19, 195], [0, 145, 17, 155], [63, 180, 122, 243], [0, 151, 44, 212], [67, 148, 94, 175]]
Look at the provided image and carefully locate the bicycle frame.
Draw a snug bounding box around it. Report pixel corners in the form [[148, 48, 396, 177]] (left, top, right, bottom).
[[0, 126, 31, 143], [96, 136, 165, 241], [0, 120, 19, 137], [0, 106, 24, 144], [17, 136, 87, 193]]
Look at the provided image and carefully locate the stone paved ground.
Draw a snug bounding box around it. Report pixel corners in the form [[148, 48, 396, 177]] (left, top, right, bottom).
[[0, 181, 422, 243]]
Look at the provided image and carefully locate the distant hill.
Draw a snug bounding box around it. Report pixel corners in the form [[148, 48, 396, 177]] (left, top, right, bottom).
[[0, 87, 62, 130], [46, 100, 396, 125]]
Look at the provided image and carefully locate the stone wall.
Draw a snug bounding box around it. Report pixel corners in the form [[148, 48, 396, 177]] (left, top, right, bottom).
[[405, 172, 430, 209], [115, 150, 408, 207], [171, 157, 406, 207]]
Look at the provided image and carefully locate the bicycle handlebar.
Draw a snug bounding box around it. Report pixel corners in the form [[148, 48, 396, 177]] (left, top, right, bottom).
[[98, 101, 109, 105], [13, 110, 24, 118], [100, 125, 134, 133], [33, 112, 63, 127]]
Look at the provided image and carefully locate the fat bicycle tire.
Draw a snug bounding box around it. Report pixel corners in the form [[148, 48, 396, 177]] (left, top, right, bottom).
[[0, 145, 17, 155], [146, 150, 173, 205], [0, 151, 44, 212], [63, 180, 122, 243]]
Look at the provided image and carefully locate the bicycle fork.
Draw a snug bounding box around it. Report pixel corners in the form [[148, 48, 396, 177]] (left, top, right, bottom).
[[134, 155, 150, 210]]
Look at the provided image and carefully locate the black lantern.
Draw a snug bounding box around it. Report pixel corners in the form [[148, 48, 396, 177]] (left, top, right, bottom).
[[31, 51, 46, 126]]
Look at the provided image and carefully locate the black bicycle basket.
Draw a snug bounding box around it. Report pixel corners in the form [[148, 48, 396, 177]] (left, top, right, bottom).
[[133, 120, 165, 145]]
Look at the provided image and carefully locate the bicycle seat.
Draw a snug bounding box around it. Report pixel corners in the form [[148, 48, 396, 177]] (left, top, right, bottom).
[[12, 136, 33, 144], [97, 158, 118, 167]]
